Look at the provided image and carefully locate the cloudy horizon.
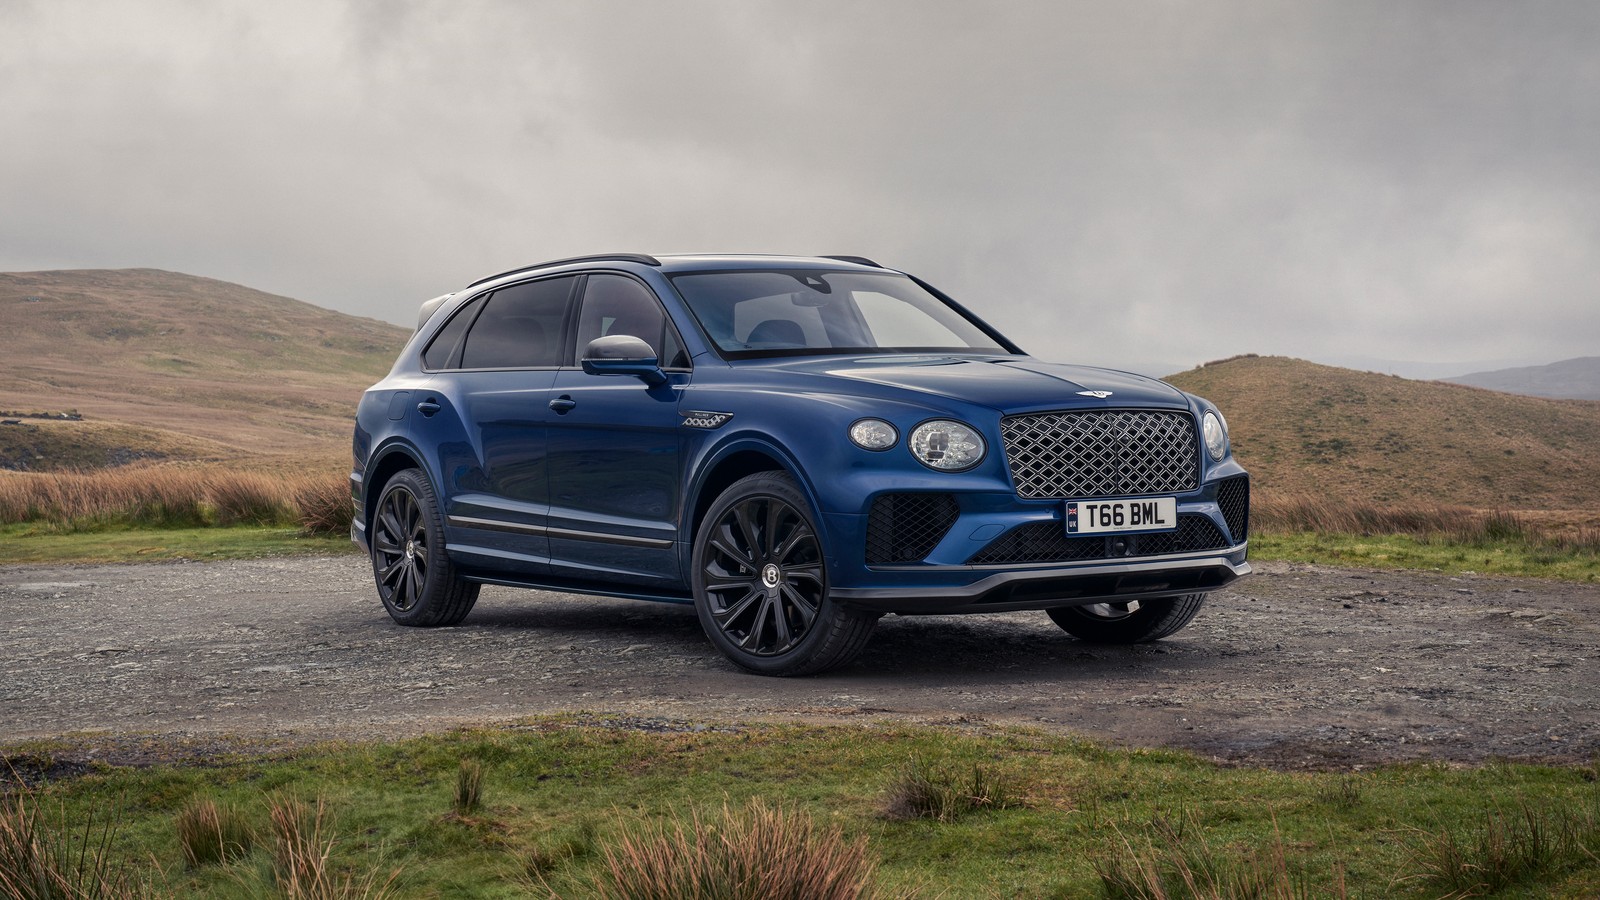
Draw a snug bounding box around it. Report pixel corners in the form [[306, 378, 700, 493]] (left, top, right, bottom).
[[4, 1, 1596, 378]]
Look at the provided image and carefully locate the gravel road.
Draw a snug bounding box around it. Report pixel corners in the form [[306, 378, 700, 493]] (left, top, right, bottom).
[[2, 556, 1596, 769]]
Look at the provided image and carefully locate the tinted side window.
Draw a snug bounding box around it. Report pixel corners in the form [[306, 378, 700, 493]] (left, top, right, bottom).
[[421, 297, 480, 370], [459, 276, 576, 369], [574, 274, 688, 368]]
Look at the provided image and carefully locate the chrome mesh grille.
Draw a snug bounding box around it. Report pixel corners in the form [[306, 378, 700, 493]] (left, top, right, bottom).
[[1001, 410, 1199, 500]]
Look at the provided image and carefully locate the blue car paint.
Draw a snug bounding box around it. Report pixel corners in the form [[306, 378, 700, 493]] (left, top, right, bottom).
[[353, 254, 1249, 618]]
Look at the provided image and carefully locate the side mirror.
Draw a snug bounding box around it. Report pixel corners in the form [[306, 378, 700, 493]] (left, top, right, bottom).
[[581, 335, 668, 385]]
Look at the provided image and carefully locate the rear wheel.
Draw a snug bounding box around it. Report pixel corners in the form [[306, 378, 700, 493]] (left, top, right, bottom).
[[370, 469, 479, 626], [692, 472, 877, 676], [1046, 594, 1206, 643]]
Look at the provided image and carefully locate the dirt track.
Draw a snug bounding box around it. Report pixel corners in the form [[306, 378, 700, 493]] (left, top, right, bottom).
[[2, 556, 1596, 769]]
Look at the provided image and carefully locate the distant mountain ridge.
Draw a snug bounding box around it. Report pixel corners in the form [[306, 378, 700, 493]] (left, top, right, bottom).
[[0, 268, 410, 467], [1442, 356, 1600, 401]]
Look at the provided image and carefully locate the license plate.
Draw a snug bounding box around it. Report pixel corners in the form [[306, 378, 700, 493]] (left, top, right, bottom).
[[1065, 497, 1178, 535]]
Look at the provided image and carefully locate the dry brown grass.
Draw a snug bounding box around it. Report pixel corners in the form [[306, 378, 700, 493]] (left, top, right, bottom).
[[267, 796, 399, 900], [1255, 492, 1600, 552], [0, 466, 351, 534], [585, 798, 892, 900], [175, 796, 253, 868], [0, 788, 154, 900]]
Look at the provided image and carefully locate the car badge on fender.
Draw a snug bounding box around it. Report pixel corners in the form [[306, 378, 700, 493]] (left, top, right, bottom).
[[1077, 390, 1114, 399]]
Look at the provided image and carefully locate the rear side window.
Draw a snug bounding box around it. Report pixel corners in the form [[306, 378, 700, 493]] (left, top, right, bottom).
[[459, 276, 577, 369]]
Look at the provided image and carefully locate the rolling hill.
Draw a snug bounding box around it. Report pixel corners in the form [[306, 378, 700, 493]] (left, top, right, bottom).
[[1166, 355, 1600, 510], [1442, 356, 1600, 401], [5, 272, 1597, 518], [0, 269, 410, 469]]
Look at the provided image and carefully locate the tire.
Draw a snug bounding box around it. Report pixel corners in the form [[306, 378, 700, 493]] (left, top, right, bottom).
[[1046, 594, 1206, 644], [369, 468, 479, 627], [692, 472, 877, 676]]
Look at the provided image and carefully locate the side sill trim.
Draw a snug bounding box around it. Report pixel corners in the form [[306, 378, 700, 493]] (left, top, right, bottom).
[[447, 515, 674, 549]]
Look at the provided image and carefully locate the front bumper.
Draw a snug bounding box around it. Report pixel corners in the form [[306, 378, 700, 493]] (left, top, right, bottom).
[[832, 548, 1251, 614]]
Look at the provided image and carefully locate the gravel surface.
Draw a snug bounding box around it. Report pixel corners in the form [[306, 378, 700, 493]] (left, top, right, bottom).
[[2, 556, 1596, 769]]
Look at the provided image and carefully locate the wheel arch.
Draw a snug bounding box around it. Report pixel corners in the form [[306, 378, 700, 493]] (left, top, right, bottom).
[[682, 437, 826, 570], [363, 441, 429, 535]]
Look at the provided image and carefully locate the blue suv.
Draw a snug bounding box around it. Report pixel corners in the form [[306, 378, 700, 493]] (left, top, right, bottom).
[[352, 254, 1250, 675]]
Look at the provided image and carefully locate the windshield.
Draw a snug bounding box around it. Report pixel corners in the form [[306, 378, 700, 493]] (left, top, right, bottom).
[[668, 270, 1011, 359]]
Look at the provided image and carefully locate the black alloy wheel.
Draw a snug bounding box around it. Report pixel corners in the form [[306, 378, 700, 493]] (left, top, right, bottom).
[[693, 472, 876, 675], [370, 468, 478, 626]]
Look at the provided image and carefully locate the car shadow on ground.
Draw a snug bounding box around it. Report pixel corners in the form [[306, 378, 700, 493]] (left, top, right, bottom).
[[455, 590, 1214, 683]]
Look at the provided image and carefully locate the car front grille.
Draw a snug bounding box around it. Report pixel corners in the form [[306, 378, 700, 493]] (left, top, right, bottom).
[[1000, 410, 1199, 500], [1216, 475, 1250, 542], [865, 493, 960, 564], [966, 514, 1229, 566]]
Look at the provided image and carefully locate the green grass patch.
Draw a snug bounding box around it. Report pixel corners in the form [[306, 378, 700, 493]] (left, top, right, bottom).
[[0, 523, 354, 565], [5, 721, 1600, 898], [1253, 531, 1600, 582]]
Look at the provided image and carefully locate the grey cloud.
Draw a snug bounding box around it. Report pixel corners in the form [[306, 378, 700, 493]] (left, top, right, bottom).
[[2, 0, 1596, 372]]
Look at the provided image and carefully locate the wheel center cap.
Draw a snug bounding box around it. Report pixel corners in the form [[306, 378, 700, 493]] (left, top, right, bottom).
[[760, 564, 781, 589], [405, 540, 416, 560]]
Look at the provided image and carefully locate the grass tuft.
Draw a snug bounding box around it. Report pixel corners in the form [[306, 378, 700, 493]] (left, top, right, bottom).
[[175, 795, 253, 868], [454, 758, 485, 817], [880, 755, 1017, 822], [1094, 811, 1338, 900], [522, 819, 597, 880], [588, 797, 889, 900], [0, 787, 153, 899], [1314, 776, 1363, 812], [267, 795, 400, 900], [1406, 799, 1600, 895]]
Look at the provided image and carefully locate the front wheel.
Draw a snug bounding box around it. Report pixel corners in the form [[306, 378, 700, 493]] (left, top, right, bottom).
[[1046, 594, 1206, 643], [692, 472, 877, 676], [370, 469, 479, 627]]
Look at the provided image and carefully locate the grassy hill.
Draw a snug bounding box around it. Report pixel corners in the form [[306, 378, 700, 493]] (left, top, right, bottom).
[[1166, 355, 1600, 511], [5, 272, 1597, 520], [0, 269, 410, 468]]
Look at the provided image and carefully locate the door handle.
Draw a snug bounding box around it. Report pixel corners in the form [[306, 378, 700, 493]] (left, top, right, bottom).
[[549, 395, 577, 414], [416, 400, 441, 417]]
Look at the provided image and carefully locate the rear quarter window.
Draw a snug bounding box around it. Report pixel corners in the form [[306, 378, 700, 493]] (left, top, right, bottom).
[[421, 298, 480, 370]]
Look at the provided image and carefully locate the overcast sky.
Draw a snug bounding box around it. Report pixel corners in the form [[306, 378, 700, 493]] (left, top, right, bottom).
[[3, 1, 1596, 376]]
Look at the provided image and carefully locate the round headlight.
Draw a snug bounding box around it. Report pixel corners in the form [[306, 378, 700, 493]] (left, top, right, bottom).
[[1202, 410, 1228, 461], [849, 418, 898, 451], [909, 420, 986, 471]]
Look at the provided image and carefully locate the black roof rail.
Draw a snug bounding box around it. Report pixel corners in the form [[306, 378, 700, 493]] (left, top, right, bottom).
[[466, 253, 661, 289], [818, 255, 882, 268]]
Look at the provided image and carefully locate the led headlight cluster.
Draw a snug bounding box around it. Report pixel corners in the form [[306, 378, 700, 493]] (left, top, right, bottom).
[[848, 418, 898, 450], [1202, 410, 1228, 461], [909, 420, 986, 471], [849, 417, 987, 471]]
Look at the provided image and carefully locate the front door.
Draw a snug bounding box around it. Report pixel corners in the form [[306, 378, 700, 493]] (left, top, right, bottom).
[[544, 273, 690, 588]]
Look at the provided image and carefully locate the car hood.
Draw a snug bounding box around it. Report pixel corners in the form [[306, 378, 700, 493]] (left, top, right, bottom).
[[765, 355, 1190, 411]]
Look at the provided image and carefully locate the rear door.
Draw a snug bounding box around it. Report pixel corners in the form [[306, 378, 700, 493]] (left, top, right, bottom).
[[436, 274, 578, 575]]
